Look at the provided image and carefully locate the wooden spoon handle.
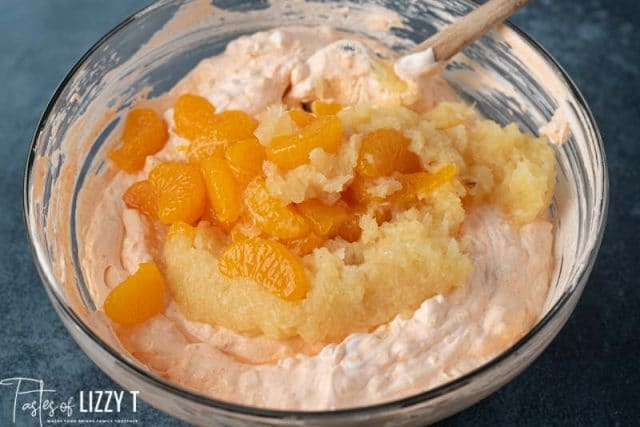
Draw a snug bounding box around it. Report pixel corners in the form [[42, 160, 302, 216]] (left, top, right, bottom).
[[412, 0, 533, 61]]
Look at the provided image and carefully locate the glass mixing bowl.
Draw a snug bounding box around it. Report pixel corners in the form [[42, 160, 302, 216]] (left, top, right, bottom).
[[24, 0, 607, 424]]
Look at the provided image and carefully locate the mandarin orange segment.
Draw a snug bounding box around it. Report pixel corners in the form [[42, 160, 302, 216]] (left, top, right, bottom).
[[266, 115, 343, 170], [398, 149, 422, 174], [356, 128, 421, 178], [109, 108, 168, 173], [186, 110, 259, 162], [123, 180, 157, 218], [187, 139, 226, 163], [211, 110, 259, 142], [344, 175, 381, 205], [218, 238, 309, 301], [108, 143, 144, 174], [390, 164, 458, 204], [224, 137, 266, 183], [296, 199, 349, 238], [103, 262, 165, 326], [282, 232, 326, 256], [174, 94, 217, 141], [288, 110, 315, 128], [149, 162, 206, 225], [312, 101, 342, 115], [200, 157, 243, 225], [201, 202, 217, 223], [244, 178, 309, 239]]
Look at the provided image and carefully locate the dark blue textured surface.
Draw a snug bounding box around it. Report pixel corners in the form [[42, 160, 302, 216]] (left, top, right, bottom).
[[0, 0, 638, 425]]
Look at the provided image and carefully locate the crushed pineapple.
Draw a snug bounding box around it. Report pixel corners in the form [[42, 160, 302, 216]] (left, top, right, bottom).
[[113, 95, 556, 344], [164, 210, 471, 343], [470, 120, 556, 223]]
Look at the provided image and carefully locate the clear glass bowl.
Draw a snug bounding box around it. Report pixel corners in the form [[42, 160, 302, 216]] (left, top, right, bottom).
[[23, 0, 607, 424]]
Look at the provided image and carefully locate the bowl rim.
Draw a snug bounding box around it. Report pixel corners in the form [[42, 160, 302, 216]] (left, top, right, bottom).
[[23, 0, 608, 420]]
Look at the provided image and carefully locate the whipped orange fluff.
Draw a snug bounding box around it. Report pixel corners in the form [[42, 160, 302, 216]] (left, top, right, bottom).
[[83, 27, 553, 409]]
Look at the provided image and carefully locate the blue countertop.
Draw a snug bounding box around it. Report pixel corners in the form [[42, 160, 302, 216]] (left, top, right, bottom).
[[1, 0, 638, 425]]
